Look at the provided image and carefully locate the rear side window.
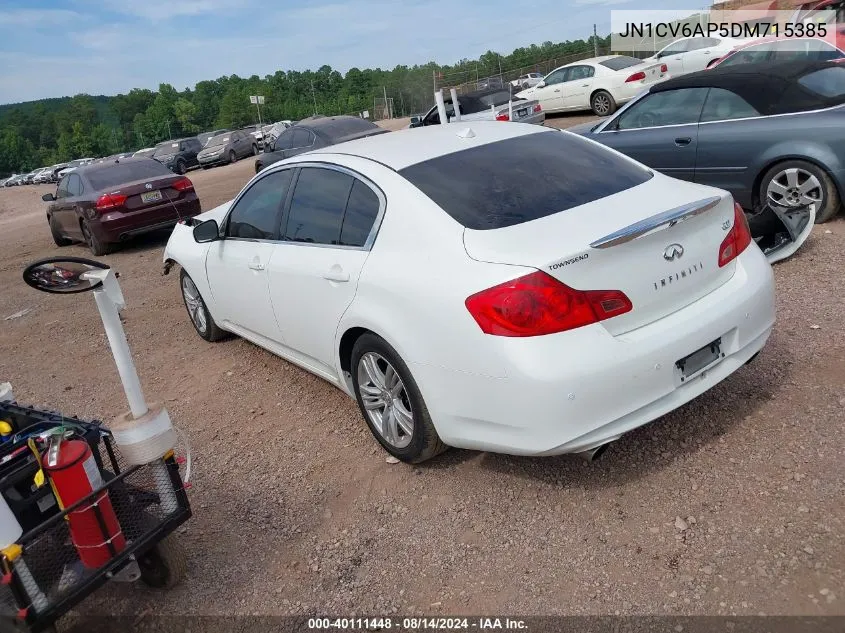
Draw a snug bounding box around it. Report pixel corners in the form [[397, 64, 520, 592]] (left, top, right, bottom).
[[799, 66, 845, 97], [284, 168, 354, 244], [86, 160, 173, 191], [399, 131, 653, 230], [226, 169, 293, 239], [700, 88, 760, 122], [340, 180, 380, 247]]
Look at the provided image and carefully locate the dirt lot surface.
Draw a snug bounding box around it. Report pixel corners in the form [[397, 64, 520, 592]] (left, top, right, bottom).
[[0, 115, 843, 624]]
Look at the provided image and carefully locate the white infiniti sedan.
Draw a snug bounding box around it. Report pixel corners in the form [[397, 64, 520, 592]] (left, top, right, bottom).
[[163, 122, 775, 464]]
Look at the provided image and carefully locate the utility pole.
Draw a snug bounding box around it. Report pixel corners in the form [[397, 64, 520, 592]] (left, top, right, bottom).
[[398, 90, 406, 117], [166, 120, 171, 139], [383, 86, 391, 119], [311, 80, 318, 115], [433, 69, 436, 93], [593, 24, 599, 57], [498, 56, 503, 78]]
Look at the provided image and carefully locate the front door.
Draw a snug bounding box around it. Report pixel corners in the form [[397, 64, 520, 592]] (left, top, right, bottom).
[[532, 67, 569, 112], [205, 169, 294, 342], [561, 64, 596, 110], [595, 87, 709, 182], [267, 166, 383, 380]]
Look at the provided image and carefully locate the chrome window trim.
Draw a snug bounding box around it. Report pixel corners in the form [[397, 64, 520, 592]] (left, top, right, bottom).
[[596, 89, 844, 133], [219, 160, 386, 252]]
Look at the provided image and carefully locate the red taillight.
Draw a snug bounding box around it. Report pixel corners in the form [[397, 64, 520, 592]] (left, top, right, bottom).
[[95, 193, 127, 211], [533, 103, 542, 113], [625, 71, 646, 83], [464, 270, 632, 337], [718, 202, 753, 268], [495, 112, 510, 121], [172, 177, 194, 192], [660, 64, 668, 73]]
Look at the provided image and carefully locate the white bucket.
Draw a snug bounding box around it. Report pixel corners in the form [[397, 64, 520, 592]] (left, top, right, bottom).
[[0, 383, 13, 403], [0, 494, 22, 550]]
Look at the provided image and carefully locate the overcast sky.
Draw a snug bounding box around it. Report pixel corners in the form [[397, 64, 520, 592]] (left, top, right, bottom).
[[0, 0, 696, 104]]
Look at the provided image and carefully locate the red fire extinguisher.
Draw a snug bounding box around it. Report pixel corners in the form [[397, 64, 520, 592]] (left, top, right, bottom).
[[42, 436, 125, 569]]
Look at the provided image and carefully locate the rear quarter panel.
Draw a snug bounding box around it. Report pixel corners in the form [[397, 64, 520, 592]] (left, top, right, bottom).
[[694, 109, 845, 208]]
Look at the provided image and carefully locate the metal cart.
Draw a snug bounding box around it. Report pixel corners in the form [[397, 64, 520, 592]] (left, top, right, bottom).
[[0, 399, 191, 633]]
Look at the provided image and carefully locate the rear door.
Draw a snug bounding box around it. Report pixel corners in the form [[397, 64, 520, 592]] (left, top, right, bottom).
[[205, 168, 294, 342], [656, 39, 689, 75], [595, 87, 709, 182], [684, 37, 723, 72], [266, 165, 383, 379], [561, 65, 596, 110]]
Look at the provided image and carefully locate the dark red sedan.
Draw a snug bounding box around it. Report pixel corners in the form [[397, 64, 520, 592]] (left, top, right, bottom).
[[42, 158, 202, 255]]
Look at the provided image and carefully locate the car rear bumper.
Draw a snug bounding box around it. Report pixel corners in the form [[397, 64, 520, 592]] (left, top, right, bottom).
[[519, 111, 546, 125], [410, 244, 775, 456], [93, 197, 202, 242]]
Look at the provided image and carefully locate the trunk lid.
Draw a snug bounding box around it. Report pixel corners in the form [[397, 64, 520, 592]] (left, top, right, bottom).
[[107, 175, 190, 212], [462, 177, 738, 335]]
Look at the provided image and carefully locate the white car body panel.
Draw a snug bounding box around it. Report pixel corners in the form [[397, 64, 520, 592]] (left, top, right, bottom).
[[516, 55, 669, 114], [164, 122, 775, 457], [642, 37, 750, 76]]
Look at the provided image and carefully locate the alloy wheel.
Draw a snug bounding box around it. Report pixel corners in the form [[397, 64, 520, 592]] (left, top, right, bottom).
[[593, 94, 611, 116], [181, 275, 208, 335], [766, 167, 822, 209], [357, 352, 414, 449]]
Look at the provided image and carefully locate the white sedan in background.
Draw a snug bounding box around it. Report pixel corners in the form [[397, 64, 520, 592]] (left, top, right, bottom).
[[517, 55, 669, 116], [164, 122, 775, 464], [642, 36, 751, 76], [510, 72, 544, 90]]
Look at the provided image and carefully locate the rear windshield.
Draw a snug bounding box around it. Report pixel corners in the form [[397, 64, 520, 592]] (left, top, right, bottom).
[[799, 66, 845, 97], [153, 142, 180, 157], [399, 131, 653, 230], [600, 56, 643, 71], [86, 159, 172, 191]]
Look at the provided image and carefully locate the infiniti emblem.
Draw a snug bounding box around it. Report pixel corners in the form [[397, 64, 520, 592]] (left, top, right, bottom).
[[663, 243, 684, 261], [145, 183, 153, 190]]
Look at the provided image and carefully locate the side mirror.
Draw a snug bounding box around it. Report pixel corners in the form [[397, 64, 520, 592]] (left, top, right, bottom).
[[42, 193, 55, 202], [193, 219, 221, 243], [535, 81, 546, 89], [23, 257, 110, 294]]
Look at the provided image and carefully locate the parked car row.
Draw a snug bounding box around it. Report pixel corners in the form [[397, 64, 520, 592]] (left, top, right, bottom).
[[411, 86, 545, 127]]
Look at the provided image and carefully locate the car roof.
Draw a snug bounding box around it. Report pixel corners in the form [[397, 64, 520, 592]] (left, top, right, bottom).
[[650, 59, 845, 115], [308, 120, 550, 171], [72, 156, 158, 177], [730, 35, 843, 52]]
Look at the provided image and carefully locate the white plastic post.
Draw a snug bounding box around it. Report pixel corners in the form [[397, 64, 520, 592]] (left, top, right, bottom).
[[92, 289, 148, 419], [449, 88, 461, 122], [435, 90, 448, 125], [509, 99, 513, 122]]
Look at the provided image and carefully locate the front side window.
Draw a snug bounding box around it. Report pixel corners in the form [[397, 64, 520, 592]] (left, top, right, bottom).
[[56, 176, 70, 199], [661, 39, 690, 56], [700, 88, 760, 122], [283, 168, 354, 244], [566, 65, 595, 81], [616, 88, 709, 130], [225, 169, 293, 240], [544, 68, 568, 86], [274, 130, 294, 151], [67, 174, 83, 196]]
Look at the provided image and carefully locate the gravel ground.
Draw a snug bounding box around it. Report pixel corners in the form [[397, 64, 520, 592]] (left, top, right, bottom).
[[0, 116, 843, 624]]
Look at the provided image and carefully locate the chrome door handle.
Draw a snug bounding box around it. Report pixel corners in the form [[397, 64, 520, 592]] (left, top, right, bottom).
[[322, 269, 349, 283], [581, 84, 589, 87], [248, 261, 265, 271]]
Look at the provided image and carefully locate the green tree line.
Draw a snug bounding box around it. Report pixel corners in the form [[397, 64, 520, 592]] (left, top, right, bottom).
[[0, 35, 610, 176]]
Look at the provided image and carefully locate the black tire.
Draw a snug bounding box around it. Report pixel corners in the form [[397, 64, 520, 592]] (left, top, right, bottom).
[[228, 150, 236, 164], [350, 333, 447, 464], [81, 220, 113, 256], [255, 161, 262, 174], [522, 82, 529, 90], [591, 90, 617, 117], [175, 160, 186, 175], [759, 160, 840, 224], [179, 269, 227, 342], [252, 144, 259, 156], [48, 215, 71, 247], [137, 533, 186, 589]]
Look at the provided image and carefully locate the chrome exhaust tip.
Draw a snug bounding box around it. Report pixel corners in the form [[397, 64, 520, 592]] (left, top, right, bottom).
[[577, 443, 611, 462]]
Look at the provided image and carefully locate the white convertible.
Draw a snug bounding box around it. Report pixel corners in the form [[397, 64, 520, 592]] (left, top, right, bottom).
[[163, 122, 775, 463], [517, 55, 669, 116]]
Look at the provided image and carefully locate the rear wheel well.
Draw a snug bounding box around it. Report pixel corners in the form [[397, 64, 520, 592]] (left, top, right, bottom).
[[339, 327, 372, 375], [752, 156, 841, 210]]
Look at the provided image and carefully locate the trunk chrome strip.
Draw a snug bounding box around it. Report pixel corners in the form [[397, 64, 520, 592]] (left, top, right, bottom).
[[589, 195, 723, 249]]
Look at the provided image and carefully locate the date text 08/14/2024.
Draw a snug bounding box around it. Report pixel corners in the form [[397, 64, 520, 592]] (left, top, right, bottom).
[[307, 617, 528, 630]]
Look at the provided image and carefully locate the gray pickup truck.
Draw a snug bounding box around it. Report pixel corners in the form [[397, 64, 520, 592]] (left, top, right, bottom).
[[410, 87, 545, 127]]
